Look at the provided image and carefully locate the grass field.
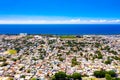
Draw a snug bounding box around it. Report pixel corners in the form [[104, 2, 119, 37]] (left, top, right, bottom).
[[60, 35, 76, 39], [7, 49, 17, 55]]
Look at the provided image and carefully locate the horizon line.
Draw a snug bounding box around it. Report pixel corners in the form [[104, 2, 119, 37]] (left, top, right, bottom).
[[0, 19, 120, 24]]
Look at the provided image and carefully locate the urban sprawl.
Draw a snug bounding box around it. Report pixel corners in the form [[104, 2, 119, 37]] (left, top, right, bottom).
[[0, 34, 120, 80]]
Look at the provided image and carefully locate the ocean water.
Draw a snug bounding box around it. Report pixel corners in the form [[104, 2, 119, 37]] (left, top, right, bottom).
[[0, 24, 120, 35]]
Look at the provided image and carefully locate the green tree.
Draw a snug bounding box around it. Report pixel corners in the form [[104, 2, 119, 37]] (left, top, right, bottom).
[[71, 57, 78, 66], [51, 76, 56, 80], [59, 57, 64, 62], [105, 57, 112, 64], [95, 51, 103, 59], [54, 71, 66, 80], [20, 75, 25, 78], [71, 72, 82, 80], [66, 75, 72, 79], [105, 60, 111, 64], [105, 74, 112, 80], [94, 70, 106, 78], [109, 50, 117, 55], [107, 70, 116, 77], [94, 70, 117, 78]]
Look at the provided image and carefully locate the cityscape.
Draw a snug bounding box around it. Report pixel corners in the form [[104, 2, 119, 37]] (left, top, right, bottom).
[[0, 34, 120, 80]]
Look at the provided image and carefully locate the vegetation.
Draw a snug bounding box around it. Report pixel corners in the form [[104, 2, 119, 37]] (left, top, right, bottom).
[[105, 74, 120, 80], [112, 56, 120, 61], [1, 62, 8, 67], [20, 75, 25, 78], [104, 46, 111, 51], [19, 66, 25, 71], [94, 70, 106, 78], [105, 57, 112, 64], [95, 43, 101, 48], [25, 35, 34, 39], [109, 50, 118, 55], [105, 74, 112, 80], [0, 57, 6, 62], [31, 78, 37, 80], [113, 78, 120, 80], [71, 57, 79, 66], [59, 57, 65, 62], [95, 50, 103, 59], [7, 49, 17, 55], [48, 40, 56, 44], [52, 71, 66, 80], [26, 69, 31, 73], [11, 58, 17, 61], [60, 35, 76, 39], [72, 72, 82, 80], [9, 78, 14, 80], [51, 71, 82, 80], [94, 70, 116, 78]]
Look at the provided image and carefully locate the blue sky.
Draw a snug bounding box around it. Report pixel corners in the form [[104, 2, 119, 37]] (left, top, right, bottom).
[[0, 0, 120, 24]]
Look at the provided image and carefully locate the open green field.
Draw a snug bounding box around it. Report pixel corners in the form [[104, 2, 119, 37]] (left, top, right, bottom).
[[60, 35, 76, 39], [7, 49, 17, 55]]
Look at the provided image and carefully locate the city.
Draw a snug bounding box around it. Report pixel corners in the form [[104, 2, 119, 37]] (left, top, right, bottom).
[[0, 34, 120, 80]]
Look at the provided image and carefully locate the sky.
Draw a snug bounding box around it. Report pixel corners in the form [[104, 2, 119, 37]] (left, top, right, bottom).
[[0, 0, 120, 24]]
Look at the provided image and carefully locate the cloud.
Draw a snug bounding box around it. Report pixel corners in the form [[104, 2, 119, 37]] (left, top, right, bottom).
[[0, 19, 120, 24]]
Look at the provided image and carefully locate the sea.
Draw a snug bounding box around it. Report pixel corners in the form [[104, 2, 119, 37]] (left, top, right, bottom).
[[0, 24, 120, 35]]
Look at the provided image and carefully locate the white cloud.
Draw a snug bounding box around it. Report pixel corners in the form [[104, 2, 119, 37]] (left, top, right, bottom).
[[0, 19, 120, 24]]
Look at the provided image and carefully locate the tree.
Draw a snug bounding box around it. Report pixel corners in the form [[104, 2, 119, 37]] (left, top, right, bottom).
[[59, 57, 64, 62], [95, 51, 103, 59], [95, 43, 101, 48], [109, 50, 117, 55], [72, 72, 82, 80], [105, 74, 112, 80], [107, 70, 116, 77], [20, 75, 25, 78], [54, 71, 66, 80], [105, 57, 112, 64], [71, 57, 79, 66], [104, 46, 110, 51], [94, 70, 106, 78], [51, 75, 56, 80], [52, 72, 82, 80], [66, 75, 72, 80], [94, 70, 117, 78], [105, 60, 111, 64]]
